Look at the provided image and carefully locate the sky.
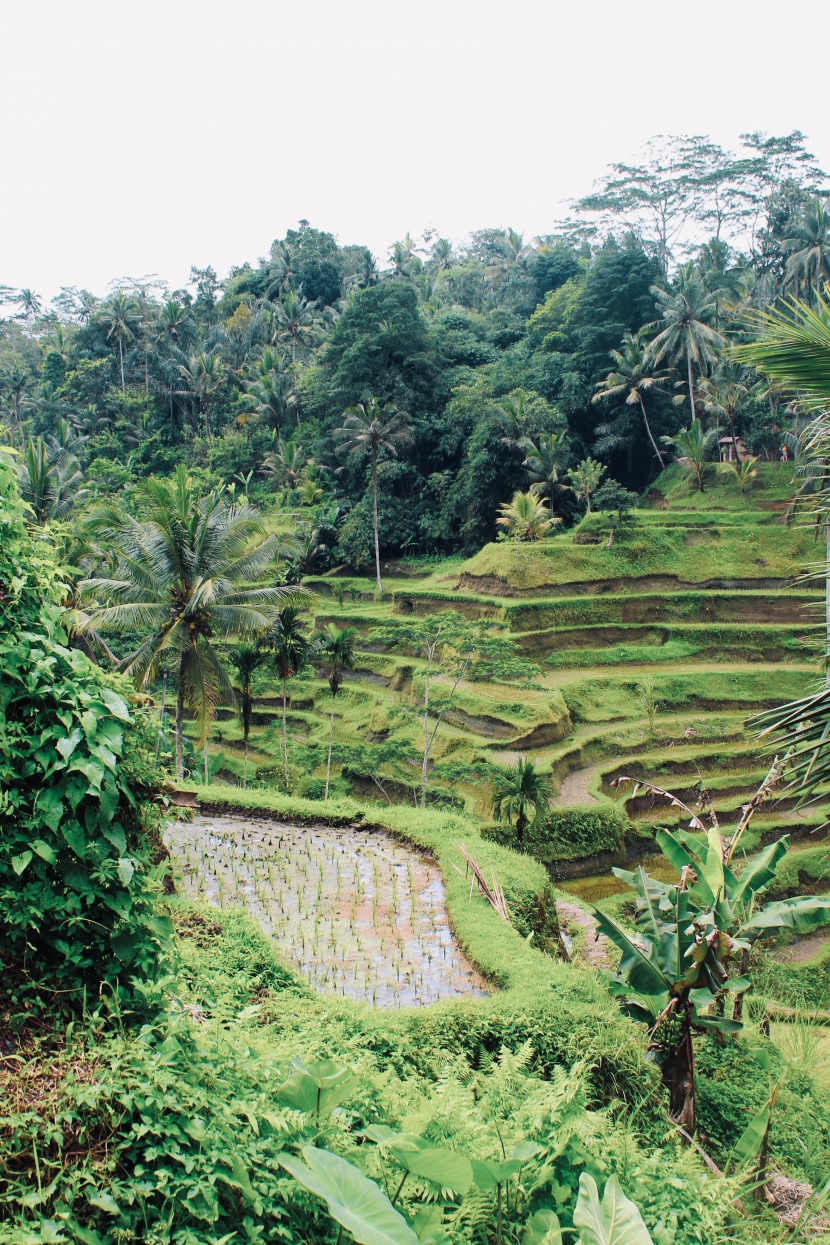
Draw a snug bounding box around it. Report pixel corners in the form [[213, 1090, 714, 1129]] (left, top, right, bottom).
[[2, 0, 828, 302]]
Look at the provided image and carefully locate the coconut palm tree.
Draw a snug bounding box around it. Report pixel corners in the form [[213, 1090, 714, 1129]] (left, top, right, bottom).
[[104, 291, 139, 392], [696, 359, 751, 448], [18, 435, 87, 523], [334, 399, 412, 594], [271, 292, 319, 367], [491, 757, 550, 847], [315, 624, 357, 799], [784, 200, 830, 304], [518, 430, 571, 512], [717, 454, 759, 494], [260, 607, 310, 787], [593, 331, 669, 468], [496, 489, 557, 541], [648, 266, 724, 422], [661, 424, 718, 492], [228, 645, 269, 787], [0, 363, 32, 442], [80, 465, 300, 780], [179, 352, 225, 440]]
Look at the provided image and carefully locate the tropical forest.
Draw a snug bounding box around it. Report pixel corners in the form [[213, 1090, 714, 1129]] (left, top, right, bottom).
[[4, 129, 830, 1245]]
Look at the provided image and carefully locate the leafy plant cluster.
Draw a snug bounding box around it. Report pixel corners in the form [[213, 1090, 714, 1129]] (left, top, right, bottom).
[[0, 453, 171, 1002]]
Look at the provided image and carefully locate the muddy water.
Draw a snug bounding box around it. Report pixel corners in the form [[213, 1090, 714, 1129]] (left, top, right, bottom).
[[557, 854, 679, 903], [166, 815, 489, 1008]]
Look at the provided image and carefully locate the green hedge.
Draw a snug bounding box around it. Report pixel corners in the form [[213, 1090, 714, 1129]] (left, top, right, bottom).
[[482, 804, 629, 865]]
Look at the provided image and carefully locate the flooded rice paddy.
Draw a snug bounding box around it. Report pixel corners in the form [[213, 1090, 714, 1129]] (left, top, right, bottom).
[[166, 815, 489, 1008]]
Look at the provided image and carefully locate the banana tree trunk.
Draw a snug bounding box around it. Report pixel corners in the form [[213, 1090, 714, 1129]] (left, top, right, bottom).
[[666, 1014, 696, 1132]]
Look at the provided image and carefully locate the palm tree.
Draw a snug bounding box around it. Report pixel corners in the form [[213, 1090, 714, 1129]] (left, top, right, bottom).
[[179, 352, 225, 439], [228, 645, 269, 787], [334, 399, 412, 594], [696, 359, 751, 449], [648, 266, 724, 422], [80, 465, 300, 780], [496, 489, 557, 541], [271, 292, 319, 367], [593, 331, 669, 468], [490, 757, 550, 847], [784, 200, 830, 304], [518, 430, 571, 511], [661, 424, 718, 492], [259, 607, 310, 788], [315, 624, 357, 798], [104, 291, 139, 392], [16, 289, 43, 321], [0, 364, 32, 443], [718, 455, 758, 494], [261, 440, 306, 495], [18, 435, 87, 522]]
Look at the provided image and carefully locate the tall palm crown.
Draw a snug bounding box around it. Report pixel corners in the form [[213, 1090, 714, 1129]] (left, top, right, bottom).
[[784, 200, 830, 304], [228, 644, 269, 787], [81, 464, 298, 778], [696, 359, 751, 447], [593, 330, 669, 467], [518, 431, 571, 508], [104, 291, 139, 393], [491, 757, 550, 846], [648, 265, 724, 422], [334, 399, 411, 593]]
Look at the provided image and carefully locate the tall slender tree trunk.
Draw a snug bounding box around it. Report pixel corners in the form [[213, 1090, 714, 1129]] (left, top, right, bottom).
[[687, 346, 697, 423], [203, 741, 209, 786], [119, 337, 126, 393], [175, 656, 186, 781], [326, 693, 335, 799], [421, 673, 430, 808], [825, 520, 830, 689], [638, 395, 666, 467], [281, 675, 289, 787], [371, 453, 382, 595], [244, 734, 249, 788], [154, 672, 168, 764]]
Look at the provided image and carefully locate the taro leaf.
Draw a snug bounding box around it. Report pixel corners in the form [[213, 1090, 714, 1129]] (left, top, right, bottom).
[[389, 1143, 473, 1195], [413, 1204, 448, 1244], [573, 1173, 654, 1245], [100, 687, 130, 721], [732, 1099, 771, 1167], [279, 1145, 419, 1245], [522, 1207, 563, 1245], [277, 1057, 358, 1116]]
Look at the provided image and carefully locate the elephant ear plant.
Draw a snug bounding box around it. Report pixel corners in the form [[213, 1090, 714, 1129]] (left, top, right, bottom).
[[596, 758, 830, 1133]]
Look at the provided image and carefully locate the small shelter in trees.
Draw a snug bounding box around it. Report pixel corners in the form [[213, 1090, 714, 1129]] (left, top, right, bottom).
[[718, 435, 748, 463]]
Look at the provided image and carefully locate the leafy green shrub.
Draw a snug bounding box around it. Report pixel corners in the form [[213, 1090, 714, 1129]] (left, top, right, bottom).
[[483, 804, 629, 864], [0, 458, 171, 1004]]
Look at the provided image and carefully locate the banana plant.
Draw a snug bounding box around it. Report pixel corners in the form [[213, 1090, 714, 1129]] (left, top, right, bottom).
[[597, 763, 830, 1132]]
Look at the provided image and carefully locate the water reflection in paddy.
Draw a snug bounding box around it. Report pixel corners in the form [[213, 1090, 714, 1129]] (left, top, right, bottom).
[[166, 815, 489, 1008]]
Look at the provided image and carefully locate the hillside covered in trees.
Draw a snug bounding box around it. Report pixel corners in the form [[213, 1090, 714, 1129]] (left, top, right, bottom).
[[3, 128, 830, 1245]]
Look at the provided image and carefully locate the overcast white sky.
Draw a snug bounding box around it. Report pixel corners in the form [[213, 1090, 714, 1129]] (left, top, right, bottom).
[[2, 0, 827, 301]]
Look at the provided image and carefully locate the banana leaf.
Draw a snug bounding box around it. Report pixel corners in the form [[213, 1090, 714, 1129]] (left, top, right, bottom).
[[592, 909, 672, 997], [729, 837, 790, 908]]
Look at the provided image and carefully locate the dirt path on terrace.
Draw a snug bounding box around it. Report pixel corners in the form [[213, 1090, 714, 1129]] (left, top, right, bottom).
[[553, 762, 606, 807], [771, 929, 830, 964], [556, 900, 611, 969]]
